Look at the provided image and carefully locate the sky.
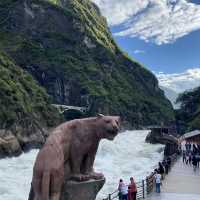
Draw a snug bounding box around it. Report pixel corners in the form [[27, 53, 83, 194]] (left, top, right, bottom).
[[92, 0, 200, 93]]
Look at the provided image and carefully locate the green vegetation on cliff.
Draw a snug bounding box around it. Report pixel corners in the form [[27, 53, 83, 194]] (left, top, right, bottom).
[[0, 52, 60, 129], [176, 87, 200, 131], [0, 0, 174, 127]]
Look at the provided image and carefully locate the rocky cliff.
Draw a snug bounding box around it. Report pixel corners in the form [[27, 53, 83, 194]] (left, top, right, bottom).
[[0, 0, 174, 129], [0, 52, 61, 157], [176, 86, 200, 132]]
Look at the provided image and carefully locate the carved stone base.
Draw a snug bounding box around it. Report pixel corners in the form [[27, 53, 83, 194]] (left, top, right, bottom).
[[61, 178, 105, 200]]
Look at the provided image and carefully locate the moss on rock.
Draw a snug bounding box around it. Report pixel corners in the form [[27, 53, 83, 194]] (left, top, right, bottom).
[[0, 51, 61, 128]]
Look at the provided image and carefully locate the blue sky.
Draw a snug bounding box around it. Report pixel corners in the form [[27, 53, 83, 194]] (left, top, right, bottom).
[[112, 27, 200, 74], [93, 0, 200, 92]]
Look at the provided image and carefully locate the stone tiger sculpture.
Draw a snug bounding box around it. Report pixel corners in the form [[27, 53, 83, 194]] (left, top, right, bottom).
[[29, 114, 120, 200]]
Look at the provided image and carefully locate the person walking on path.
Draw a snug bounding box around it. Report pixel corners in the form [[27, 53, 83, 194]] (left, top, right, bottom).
[[185, 142, 189, 152], [154, 170, 162, 193], [163, 160, 169, 174], [192, 155, 198, 171], [193, 144, 198, 154], [185, 153, 189, 165], [197, 144, 200, 153], [128, 177, 137, 200], [189, 153, 192, 165], [167, 157, 171, 170], [196, 153, 200, 168], [188, 142, 192, 152], [182, 150, 186, 163], [158, 162, 165, 179], [118, 179, 128, 200], [118, 179, 123, 200]]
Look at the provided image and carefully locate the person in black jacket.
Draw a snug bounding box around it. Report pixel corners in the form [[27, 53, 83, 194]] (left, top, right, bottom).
[[162, 160, 169, 174], [192, 155, 198, 171], [158, 162, 165, 179], [167, 157, 171, 171]]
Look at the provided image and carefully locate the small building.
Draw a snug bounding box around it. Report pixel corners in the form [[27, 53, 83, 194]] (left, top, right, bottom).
[[182, 130, 200, 144]]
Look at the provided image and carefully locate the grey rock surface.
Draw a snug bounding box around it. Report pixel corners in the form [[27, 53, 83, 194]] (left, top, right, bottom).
[[61, 179, 105, 200]]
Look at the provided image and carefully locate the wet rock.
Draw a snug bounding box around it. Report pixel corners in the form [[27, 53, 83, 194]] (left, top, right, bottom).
[[0, 131, 22, 158]]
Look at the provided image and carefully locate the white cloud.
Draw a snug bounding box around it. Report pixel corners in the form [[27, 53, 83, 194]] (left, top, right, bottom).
[[92, 0, 149, 26], [133, 49, 145, 54], [156, 68, 200, 93], [92, 0, 200, 45]]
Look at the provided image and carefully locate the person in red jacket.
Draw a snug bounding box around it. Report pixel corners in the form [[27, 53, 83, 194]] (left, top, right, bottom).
[[128, 177, 137, 200]]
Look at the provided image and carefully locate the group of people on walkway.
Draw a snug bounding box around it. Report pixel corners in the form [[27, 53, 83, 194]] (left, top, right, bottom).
[[153, 157, 172, 193], [118, 177, 137, 200], [117, 157, 172, 200], [182, 142, 200, 171]]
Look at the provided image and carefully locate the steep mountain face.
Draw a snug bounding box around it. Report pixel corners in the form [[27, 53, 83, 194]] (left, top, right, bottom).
[[0, 51, 61, 157], [0, 0, 174, 128], [176, 86, 200, 133]]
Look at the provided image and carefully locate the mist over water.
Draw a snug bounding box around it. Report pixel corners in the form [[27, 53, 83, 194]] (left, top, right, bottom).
[[0, 130, 164, 200]]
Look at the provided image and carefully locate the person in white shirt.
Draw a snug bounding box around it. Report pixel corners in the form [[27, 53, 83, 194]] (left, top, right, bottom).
[[118, 179, 128, 200], [154, 170, 162, 193]]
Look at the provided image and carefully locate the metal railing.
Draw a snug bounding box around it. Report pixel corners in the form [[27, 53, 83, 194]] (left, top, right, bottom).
[[102, 153, 179, 200]]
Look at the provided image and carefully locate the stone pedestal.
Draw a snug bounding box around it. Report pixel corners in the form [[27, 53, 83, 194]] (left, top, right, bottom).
[[61, 178, 105, 200]]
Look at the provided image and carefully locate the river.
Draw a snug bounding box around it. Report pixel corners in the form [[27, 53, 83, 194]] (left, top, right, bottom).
[[0, 130, 164, 200]]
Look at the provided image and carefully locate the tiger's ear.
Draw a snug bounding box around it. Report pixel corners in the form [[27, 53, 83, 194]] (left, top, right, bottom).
[[97, 113, 104, 118]]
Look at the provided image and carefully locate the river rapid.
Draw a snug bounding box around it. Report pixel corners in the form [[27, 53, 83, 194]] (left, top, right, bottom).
[[0, 130, 164, 200]]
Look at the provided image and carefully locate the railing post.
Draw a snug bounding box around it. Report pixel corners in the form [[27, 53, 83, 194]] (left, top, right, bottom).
[[108, 194, 111, 200], [142, 179, 145, 199]]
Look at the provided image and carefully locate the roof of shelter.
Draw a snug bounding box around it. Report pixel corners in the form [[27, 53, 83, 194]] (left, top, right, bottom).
[[183, 130, 200, 139]]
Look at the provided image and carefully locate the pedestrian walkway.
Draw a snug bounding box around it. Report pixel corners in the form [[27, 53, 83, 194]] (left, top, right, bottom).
[[147, 158, 200, 200]]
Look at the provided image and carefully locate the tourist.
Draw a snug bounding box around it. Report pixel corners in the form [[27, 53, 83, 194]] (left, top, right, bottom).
[[193, 144, 198, 154], [189, 153, 192, 165], [182, 150, 186, 163], [197, 144, 200, 153], [118, 179, 123, 200], [185, 153, 189, 165], [158, 162, 165, 179], [128, 177, 137, 200], [192, 155, 198, 171], [181, 141, 186, 152], [167, 157, 171, 170], [185, 142, 189, 152], [154, 170, 162, 193], [162, 160, 169, 174], [196, 153, 200, 168], [118, 179, 128, 200], [188, 142, 192, 152]]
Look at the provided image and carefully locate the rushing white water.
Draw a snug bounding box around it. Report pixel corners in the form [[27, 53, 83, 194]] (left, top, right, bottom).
[[95, 130, 164, 199], [0, 130, 164, 200]]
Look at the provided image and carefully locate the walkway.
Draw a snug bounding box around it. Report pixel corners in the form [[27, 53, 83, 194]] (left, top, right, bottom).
[[147, 158, 200, 200]]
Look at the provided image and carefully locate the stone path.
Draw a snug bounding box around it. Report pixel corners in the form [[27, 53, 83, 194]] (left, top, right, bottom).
[[146, 158, 200, 200]]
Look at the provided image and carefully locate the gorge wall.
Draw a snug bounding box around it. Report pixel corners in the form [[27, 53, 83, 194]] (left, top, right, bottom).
[[0, 0, 175, 156], [0, 0, 174, 127], [176, 86, 200, 133]]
